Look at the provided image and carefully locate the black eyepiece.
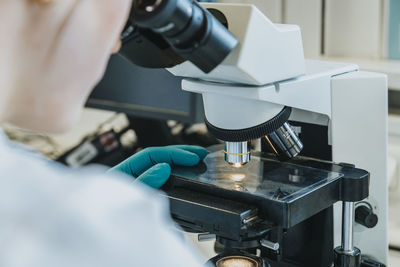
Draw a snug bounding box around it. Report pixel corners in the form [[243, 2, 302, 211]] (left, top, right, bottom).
[[120, 0, 238, 73]]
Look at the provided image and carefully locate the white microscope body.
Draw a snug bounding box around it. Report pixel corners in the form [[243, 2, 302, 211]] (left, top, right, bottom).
[[169, 3, 388, 265]]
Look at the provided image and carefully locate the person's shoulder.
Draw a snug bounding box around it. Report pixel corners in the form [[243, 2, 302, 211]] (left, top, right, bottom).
[[0, 138, 166, 212], [0, 137, 69, 184]]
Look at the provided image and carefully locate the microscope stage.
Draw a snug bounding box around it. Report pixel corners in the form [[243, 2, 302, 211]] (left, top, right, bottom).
[[172, 150, 342, 203], [166, 146, 369, 229]]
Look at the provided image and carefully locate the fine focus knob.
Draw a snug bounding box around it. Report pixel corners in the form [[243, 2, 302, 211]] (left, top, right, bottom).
[[355, 206, 378, 228]]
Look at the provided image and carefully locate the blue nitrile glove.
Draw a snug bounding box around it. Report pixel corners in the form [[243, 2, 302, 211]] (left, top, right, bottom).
[[109, 145, 207, 189]]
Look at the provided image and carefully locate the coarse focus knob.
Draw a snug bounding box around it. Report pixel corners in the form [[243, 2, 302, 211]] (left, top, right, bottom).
[[355, 206, 378, 229]]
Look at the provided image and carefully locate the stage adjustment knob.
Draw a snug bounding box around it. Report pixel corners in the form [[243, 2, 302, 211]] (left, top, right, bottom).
[[355, 205, 378, 228]]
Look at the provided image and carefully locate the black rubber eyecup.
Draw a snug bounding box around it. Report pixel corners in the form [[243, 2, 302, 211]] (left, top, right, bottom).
[[205, 106, 292, 142]]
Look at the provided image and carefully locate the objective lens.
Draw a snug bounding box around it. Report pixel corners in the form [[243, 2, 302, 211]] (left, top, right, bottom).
[[233, 162, 244, 168], [264, 122, 303, 160], [224, 142, 250, 167]]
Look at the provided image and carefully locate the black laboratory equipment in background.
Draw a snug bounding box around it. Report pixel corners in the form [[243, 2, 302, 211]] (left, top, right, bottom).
[[67, 54, 217, 167], [88, 55, 205, 125]]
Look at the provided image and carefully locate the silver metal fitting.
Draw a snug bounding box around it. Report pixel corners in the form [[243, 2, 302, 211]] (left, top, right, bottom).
[[224, 141, 251, 167], [264, 122, 303, 160], [198, 233, 216, 242], [260, 239, 280, 251], [342, 201, 355, 252]]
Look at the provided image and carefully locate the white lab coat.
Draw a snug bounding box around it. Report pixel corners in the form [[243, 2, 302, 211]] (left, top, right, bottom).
[[0, 131, 206, 267]]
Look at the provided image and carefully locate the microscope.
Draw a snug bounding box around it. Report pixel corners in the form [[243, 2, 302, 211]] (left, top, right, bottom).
[[120, 1, 388, 266]]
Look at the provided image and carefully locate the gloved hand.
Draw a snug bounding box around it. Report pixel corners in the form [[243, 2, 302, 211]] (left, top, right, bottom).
[[109, 145, 207, 189]]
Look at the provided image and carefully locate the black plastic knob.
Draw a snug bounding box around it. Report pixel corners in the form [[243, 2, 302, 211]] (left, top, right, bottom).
[[355, 206, 378, 228]]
